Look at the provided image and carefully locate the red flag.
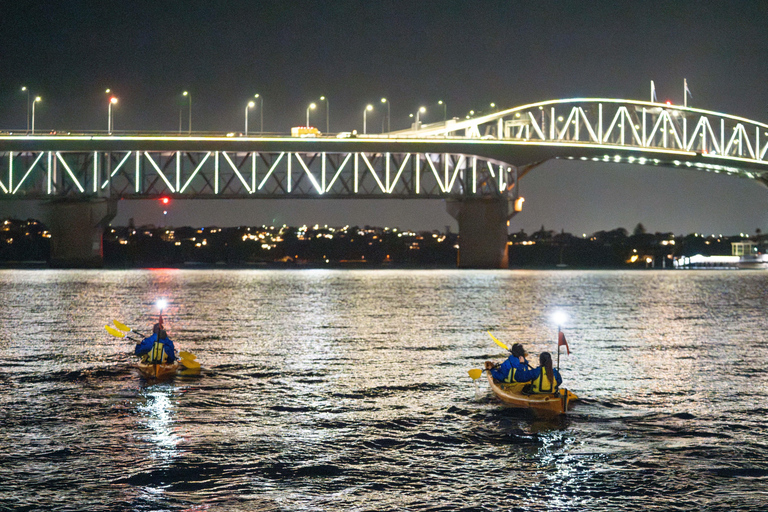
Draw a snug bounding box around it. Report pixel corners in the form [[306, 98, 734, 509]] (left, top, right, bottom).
[[558, 331, 570, 355]]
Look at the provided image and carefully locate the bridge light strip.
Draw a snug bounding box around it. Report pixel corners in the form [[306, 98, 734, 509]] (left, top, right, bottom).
[[11, 152, 45, 194], [135, 151, 140, 193], [47, 152, 52, 194], [1, 153, 10, 194], [55, 152, 84, 193], [295, 153, 323, 194], [93, 152, 98, 193], [287, 152, 292, 193], [424, 154, 446, 193], [360, 153, 386, 193], [258, 152, 285, 191], [222, 151, 253, 194], [353, 153, 358, 193], [215, 152, 220, 194], [326, 153, 352, 192], [143, 151, 176, 193], [180, 151, 212, 193], [101, 151, 132, 189], [387, 153, 410, 193]]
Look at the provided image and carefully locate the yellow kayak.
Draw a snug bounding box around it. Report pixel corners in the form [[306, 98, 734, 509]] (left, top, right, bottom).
[[486, 372, 577, 415], [137, 361, 179, 380]]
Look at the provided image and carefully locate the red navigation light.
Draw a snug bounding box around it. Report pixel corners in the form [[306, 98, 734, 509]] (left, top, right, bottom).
[[160, 197, 170, 205], [666, 100, 672, 105]]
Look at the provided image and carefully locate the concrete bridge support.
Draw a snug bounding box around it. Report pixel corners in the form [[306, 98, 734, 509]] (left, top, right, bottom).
[[447, 197, 517, 269], [43, 199, 117, 268]]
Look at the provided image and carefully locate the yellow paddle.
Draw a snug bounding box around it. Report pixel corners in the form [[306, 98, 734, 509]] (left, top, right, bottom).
[[179, 350, 196, 361], [487, 331, 511, 352], [468, 368, 483, 380], [105, 324, 138, 340], [113, 319, 145, 337], [180, 358, 201, 370]]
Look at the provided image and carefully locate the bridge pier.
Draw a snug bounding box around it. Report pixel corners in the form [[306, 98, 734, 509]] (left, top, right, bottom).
[[447, 197, 517, 269], [43, 199, 118, 268]]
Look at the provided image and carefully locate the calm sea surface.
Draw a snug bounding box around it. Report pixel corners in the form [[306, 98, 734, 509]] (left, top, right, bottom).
[[1, 269, 767, 512]]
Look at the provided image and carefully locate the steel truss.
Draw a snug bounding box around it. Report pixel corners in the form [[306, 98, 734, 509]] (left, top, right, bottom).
[[0, 148, 519, 200], [401, 98, 768, 182]]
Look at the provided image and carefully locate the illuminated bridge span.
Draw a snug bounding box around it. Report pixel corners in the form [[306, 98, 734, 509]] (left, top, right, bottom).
[[1, 97, 766, 267]]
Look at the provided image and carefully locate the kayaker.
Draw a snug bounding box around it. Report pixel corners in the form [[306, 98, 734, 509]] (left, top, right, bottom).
[[529, 352, 563, 393], [135, 326, 177, 364], [486, 343, 537, 383]]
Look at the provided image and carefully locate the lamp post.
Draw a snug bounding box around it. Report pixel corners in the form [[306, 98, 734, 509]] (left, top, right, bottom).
[[363, 104, 373, 134], [182, 91, 191, 134], [381, 98, 390, 133], [31, 96, 41, 134], [319, 96, 329, 133], [245, 100, 255, 136], [415, 106, 426, 129], [306, 102, 316, 127], [108, 96, 118, 134], [21, 86, 30, 133], [438, 100, 446, 123], [254, 93, 263, 133]]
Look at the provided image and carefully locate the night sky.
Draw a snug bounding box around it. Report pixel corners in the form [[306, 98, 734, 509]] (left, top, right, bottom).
[[2, 1, 767, 235]]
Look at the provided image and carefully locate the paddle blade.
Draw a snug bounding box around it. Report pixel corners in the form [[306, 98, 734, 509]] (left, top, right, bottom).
[[105, 325, 127, 338], [468, 369, 483, 380], [179, 350, 196, 361], [487, 331, 509, 351], [113, 320, 131, 333], [180, 358, 200, 370]]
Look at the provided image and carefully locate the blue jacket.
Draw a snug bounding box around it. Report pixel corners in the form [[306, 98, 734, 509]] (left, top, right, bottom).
[[491, 355, 537, 383], [135, 334, 176, 364]]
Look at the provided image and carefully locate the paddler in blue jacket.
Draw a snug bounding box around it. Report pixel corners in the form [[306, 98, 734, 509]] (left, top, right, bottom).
[[135, 323, 177, 364], [528, 352, 563, 393], [486, 343, 537, 383]]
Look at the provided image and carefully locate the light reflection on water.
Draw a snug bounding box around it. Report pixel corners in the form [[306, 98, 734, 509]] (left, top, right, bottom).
[[0, 268, 767, 511]]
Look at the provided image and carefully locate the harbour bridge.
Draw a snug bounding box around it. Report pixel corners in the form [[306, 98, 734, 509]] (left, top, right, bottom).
[[1, 98, 766, 268]]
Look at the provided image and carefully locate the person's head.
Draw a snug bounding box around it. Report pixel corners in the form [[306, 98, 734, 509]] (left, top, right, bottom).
[[158, 329, 168, 340], [152, 323, 161, 334], [540, 351, 553, 377], [511, 343, 526, 358]]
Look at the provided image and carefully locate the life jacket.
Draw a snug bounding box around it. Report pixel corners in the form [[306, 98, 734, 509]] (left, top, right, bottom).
[[531, 367, 557, 393], [142, 341, 169, 364], [503, 363, 527, 384]]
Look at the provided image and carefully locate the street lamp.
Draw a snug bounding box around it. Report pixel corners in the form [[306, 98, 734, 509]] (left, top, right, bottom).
[[254, 93, 263, 133], [438, 100, 446, 123], [319, 96, 329, 133], [306, 102, 316, 127], [21, 86, 30, 133], [416, 106, 426, 128], [31, 96, 41, 134], [381, 98, 390, 133], [108, 96, 118, 134], [245, 100, 255, 136], [363, 104, 373, 134], [182, 91, 191, 135]]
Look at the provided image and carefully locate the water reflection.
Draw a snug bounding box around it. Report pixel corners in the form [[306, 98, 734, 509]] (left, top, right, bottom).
[[1, 269, 768, 511]]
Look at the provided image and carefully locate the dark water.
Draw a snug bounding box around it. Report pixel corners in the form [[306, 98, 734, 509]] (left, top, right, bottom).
[[1, 269, 767, 511]]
